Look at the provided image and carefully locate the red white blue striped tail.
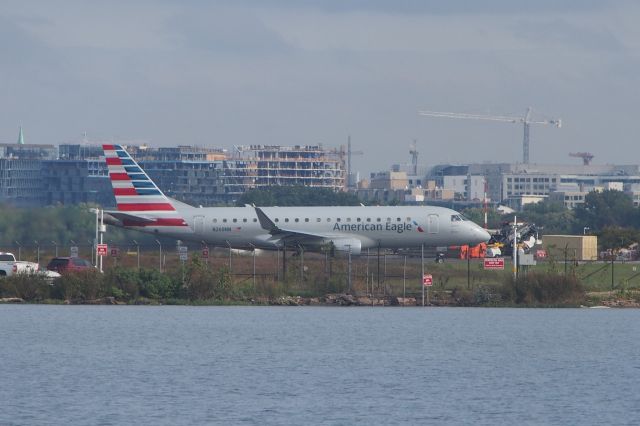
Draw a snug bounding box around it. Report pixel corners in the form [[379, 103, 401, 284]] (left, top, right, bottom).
[[103, 144, 188, 227]]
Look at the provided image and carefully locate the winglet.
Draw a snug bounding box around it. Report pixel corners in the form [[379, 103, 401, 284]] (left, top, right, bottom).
[[254, 207, 279, 233]]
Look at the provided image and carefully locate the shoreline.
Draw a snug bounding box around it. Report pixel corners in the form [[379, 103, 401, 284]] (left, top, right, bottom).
[[2, 293, 638, 308]]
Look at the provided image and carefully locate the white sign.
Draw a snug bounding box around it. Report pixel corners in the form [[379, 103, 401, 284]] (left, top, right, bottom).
[[179, 253, 188, 261], [70, 246, 79, 258], [178, 246, 188, 253], [519, 254, 537, 266]]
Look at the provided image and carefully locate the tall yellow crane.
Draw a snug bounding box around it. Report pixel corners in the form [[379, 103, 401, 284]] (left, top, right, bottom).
[[418, 107, 561, 164]]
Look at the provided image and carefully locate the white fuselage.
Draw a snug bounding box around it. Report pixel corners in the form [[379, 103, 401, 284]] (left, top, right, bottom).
[[122, 205, 490, 252]]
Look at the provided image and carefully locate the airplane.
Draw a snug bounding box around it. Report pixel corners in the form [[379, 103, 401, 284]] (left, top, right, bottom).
[[101, 144, 491, 255]]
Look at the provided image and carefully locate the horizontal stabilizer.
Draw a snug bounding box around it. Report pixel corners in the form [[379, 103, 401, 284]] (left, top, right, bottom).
[[103, 211, 155, 224]]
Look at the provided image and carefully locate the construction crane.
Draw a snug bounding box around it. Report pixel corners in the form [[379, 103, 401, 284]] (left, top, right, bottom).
[[409, 139, 419, 175], [338, 136, 363, 189], [418, 107, 561, 164], [569, 152, 594, 166]]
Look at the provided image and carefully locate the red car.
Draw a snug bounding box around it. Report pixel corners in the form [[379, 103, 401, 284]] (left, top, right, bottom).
[[46, 257, 95, 274]]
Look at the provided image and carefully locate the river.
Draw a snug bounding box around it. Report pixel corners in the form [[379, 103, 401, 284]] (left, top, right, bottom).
[[1, 305, 638, 425]]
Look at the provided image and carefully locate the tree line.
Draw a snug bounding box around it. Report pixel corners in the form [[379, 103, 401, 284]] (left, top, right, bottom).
[[463, 190, 640, 250]]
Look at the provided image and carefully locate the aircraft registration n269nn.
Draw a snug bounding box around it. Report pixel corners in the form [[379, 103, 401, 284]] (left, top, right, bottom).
[[102, 145, 490, 254]]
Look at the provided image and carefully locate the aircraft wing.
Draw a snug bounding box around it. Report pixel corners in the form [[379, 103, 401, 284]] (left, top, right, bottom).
[[254, 207, 344, 244]]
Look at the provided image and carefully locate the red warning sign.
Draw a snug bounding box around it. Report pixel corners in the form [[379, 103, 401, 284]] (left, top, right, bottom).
[[484, 258, 505, 270]]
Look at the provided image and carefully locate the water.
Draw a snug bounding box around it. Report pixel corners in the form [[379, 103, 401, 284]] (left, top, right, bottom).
[[1, 306, 639, 425]]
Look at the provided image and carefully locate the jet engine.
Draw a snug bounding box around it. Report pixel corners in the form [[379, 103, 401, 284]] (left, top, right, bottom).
[[331, 238, 362, 255]]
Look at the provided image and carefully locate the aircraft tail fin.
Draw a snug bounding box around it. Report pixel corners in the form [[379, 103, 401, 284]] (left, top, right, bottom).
[[102, 144, 188, 227]]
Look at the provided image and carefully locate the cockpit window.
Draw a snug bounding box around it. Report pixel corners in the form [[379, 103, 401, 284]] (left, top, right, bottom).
[[451, 214, 462, 222]]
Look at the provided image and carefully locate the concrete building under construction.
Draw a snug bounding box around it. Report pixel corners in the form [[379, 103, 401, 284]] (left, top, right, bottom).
[[234, 145, 345, 190], [0, 142, 347, 207]]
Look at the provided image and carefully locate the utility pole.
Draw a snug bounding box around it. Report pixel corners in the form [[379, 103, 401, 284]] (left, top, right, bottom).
[[421, 244, 425, 307], [513, 216, 518, 282], [155, 239, 162, 273], [347, 246, 352, 293], [99, 209, 105, 273]]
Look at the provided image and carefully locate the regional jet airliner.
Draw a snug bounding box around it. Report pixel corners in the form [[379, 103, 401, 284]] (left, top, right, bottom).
[[102, 145, 490, 254]]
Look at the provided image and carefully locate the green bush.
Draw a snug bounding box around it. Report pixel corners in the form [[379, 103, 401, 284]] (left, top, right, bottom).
[[104, 267, 141, 300], [138, 268, 179, 299], [502, 272, 585, 306], [178, 259, 237, 301], [0, 274, 50, 301], [51, 270, 105, 301]]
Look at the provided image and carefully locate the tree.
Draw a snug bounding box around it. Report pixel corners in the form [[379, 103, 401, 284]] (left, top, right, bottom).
[[574, 190, 637, 232], [461, 207, 502, 229], [596, 226, 640, 251], [518, 200, 576, 234]]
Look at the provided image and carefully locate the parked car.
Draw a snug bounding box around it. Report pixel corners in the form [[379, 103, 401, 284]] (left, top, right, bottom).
[[46, 257, 95, 274], [0, 252, 40, 276], [0, 252, 60, 282]]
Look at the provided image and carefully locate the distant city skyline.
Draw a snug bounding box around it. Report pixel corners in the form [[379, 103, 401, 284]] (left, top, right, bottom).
[[2, 1, 639, 175]]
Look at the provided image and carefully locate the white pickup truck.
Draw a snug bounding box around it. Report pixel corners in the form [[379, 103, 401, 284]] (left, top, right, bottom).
[[0, 252, 60, 281]]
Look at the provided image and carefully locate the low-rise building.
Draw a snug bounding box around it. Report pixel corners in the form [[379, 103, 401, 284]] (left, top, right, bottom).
[[369, 171, 408, 190], [543, 235, 598, 261], [430, 162, 640, 210]]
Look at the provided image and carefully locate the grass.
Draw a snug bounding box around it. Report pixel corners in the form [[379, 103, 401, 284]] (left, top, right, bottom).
[[3, 249, 639, 306]]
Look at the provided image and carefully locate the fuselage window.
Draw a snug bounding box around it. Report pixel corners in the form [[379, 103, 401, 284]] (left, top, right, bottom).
[[406, 217, 411, 222], [316, 218, 321, 222], [346, 218, 351, 222], [366, 218, 371, 222], [357, 218, 361, 222], [275, 218, 280, 223], [295, 218, 299, 222], [243, 218, 247, 223], [376, 218, 381, 222], [327, 218, 331, 222], [387, 217, 391, 222], [253, 218, 258, 222], [285, 218, 289, 223], [213, 218, 217, 223], [223, 219, 227, 223], [233, 218, 237, 223], [336, 218, 341, 222], [305, 218, 309, 222], [396, 217, 401, 222]]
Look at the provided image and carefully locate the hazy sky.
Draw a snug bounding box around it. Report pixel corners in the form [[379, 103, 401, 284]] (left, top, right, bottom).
[[2, 1, 639, 175]]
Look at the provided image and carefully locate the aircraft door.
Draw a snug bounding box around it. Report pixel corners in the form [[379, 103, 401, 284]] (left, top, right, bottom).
[[450, 213, 462, 233], [193, 215, 205, 234], [427, 214, 439, 234]]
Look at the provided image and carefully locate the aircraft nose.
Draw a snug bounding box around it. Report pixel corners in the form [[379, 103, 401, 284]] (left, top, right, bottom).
[[469, 225, 491, 244]]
